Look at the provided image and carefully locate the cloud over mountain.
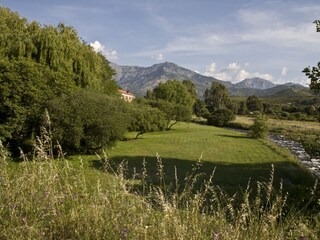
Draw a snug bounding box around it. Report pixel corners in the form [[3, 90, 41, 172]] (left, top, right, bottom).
[[204, 62, 273, 83], [90, 40, 118, 60]]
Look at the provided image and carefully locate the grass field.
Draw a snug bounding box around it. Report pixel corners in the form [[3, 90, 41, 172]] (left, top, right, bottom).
[[102, 122, 314, 196], [2, 122, 319, 239], [231, 115, 320, 132]]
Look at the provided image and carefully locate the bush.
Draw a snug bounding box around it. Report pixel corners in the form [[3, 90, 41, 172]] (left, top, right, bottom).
[[47, 90, 131, 153], [207, 108, 235, 127], [250, 115, 268, 139]]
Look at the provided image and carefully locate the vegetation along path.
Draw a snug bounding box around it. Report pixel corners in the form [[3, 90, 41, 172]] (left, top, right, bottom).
[[107, 122, 314, 195]]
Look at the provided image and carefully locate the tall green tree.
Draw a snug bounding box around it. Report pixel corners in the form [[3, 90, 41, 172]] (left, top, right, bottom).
[[182, 80, 197, 100], [149, 80, 195, 130], [152, 80, 195, 108], [246, 95, 263, 112], [204, 82, 230, 113]]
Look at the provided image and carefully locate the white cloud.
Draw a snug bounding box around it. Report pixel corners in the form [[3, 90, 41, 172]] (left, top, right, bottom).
[[90, 40, 118, 60], [204, 62, 273, 83], [152, 53, 165, 61], [281, 67, 287, 77]]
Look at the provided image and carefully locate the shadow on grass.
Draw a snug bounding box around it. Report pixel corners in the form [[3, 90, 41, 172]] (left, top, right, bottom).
[[215, 134, 251, 139], [91, 155, 316, 205]]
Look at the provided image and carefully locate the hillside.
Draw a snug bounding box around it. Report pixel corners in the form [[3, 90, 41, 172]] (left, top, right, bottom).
[[111, 62, 233, 96], [111, 62, 311, 98], [234, 77, 277, 89]]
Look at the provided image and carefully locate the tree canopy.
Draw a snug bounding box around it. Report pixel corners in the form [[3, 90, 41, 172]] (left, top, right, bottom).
[[0, 7, 119, 152], [246, 95, 263, 112], [146, 80, 195, 130], [204, 82, 230, 113], [152, 80, 195, 108]]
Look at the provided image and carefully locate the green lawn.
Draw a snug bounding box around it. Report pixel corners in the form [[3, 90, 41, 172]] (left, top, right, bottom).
[[103, 122, 313, 195]]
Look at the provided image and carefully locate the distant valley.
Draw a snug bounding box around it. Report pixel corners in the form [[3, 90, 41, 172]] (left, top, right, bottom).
[[111, 62, 311, 98]]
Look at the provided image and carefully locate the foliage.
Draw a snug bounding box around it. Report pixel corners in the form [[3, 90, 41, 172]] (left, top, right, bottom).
[[250, 115, 269, 139], [146, 80, 195, 130], [238, 101, 248, 115], [207, 108, 235, 127], [246, 95, 263, 112], [303, 21, 320, 93], [47, 91, 131, 153], [148, 99, 193, 130], [152, 80, 195, 108], [193, 99, 209, 117], [0, 7, 118, 151], [0, 58, 74, 150], [128, 104, 167, 139], [204, 82, 230, 113], [303, 62, 320, 93], [182, 79, 197, 99]]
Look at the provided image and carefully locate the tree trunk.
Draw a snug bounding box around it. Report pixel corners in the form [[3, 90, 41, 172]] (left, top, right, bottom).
[[167, 120, 178, 131], [135, 132, 144, 139]]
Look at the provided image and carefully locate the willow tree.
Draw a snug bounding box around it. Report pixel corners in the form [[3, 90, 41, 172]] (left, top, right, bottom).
[[0, 7, 118, 152]]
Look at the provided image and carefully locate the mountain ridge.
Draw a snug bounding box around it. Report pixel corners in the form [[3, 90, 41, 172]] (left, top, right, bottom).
[[110, 62, 310, 98]]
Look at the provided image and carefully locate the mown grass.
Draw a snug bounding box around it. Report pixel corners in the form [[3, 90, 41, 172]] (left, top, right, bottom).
[[106, 122, 314, 197]]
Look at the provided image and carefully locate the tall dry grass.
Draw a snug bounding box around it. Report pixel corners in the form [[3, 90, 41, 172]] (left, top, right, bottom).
[[0, 126, 319, 239]]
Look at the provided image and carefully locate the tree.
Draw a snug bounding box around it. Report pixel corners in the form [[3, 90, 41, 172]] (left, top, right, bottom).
[[0, 58, 74, 151], [129, 105, 167, 139], [152, 80, 195, 108], [246, 95, 263, 112], [182, 80, 197, 99], [204, 82, 230, 113], [303, 20, 320, 93], [48, 91, 131, 153], [0, 7, 119, 152], [238, 101, 248, 115], [149, 80, 195, 130], [148, 99, 193, 130], [207, 108, 235, 127], [193, 99, 209, 118]]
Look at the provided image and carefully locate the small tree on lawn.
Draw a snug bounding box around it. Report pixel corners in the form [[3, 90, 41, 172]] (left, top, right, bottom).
[[129, 105, 167, 139], [250, 115, 268, 139]]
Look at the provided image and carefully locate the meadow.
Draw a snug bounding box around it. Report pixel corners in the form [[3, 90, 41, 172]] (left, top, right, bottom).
[[1, 122, 319, 239]]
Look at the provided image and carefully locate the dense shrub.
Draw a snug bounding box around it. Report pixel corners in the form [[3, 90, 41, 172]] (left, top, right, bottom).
[[47, 90, 131, 153], [207, 108, 235, 127]]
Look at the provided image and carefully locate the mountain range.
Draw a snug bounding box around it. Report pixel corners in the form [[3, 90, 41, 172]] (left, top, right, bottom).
[[110, 62, 311, 98]]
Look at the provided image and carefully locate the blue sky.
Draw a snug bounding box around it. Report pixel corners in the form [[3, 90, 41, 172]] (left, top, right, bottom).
[[1, 0, 320, 85]]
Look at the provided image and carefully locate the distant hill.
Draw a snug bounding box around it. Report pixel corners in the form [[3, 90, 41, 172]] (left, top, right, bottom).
[[234, 77, 276, 89], [110, 62, 231, 96], [110, 62, 311, 98]]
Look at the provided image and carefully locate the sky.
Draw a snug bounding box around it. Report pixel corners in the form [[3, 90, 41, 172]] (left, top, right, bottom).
[[1, 0, 320, 85]]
